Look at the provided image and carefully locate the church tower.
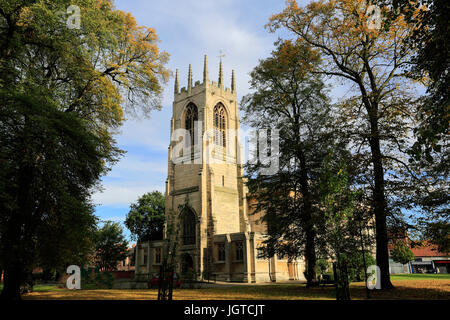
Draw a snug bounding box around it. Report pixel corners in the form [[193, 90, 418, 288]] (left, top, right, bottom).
[[165, 56, 250, 278], [134, 56, 305, 284]]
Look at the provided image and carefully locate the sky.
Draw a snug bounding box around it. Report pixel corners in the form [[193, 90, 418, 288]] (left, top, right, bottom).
[[90, 0, 428, 243], [92, 0, 313, 239]]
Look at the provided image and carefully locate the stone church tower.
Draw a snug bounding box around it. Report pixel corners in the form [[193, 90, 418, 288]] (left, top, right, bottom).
[[134, 56, 305, 284]]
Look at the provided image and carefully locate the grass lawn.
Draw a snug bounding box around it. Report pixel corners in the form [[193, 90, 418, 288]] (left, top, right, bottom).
[[391, 274, 450, 281], [0, 283, 64, 292], [18, 274, 450, 300]]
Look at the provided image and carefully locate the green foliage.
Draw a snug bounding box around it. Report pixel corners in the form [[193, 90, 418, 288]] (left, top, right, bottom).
[[375, 0, 449, 266], [241, 39, 345, 286], [315, 259, 330, 276], [268, 0, 423, 289], [424, 222, 449, 255], [378, 0, 449, 159], [94, 221, 128, 272], [157, 200, 188, 300], [345, 252, 376, 282], [0, 0, 170, 123], [391, 241, 415, 265], [319, 155, 376, 290], [125, 191, 165, 242], [81, 267, 114, 289], [319, 154, 371, 261], [0, 86, 113, 299], [0, 0, 169, 299]]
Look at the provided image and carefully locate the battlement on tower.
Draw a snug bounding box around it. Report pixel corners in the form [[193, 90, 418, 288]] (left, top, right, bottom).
[[174, 55, 236, 102]]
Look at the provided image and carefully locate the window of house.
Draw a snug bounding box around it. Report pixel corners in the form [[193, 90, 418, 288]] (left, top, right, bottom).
[[217, 243, 226, 262], [235, 241, 244, 261], [155, 247, 161, 264]]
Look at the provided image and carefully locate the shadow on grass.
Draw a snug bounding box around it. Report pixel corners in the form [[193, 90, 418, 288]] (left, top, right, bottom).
[[20, 279, 450, 300], [350, 280, 450, 300]]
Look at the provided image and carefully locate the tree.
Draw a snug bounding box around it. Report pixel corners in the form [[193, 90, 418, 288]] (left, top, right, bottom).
[[408, 0, 449, 162], [391, 240, 414, 265], [376, 0, 449, 160], [125, 191, 165, 242], [94, 221, 128, 271], [319, 155, 372, 299], [0, 87, 114, 300], [241, 39, 345, 286], [157, 201, 183, 301], [0, 0, 170, 119], [376, 0, 449, 256], [0, 0, 169, 300], [268, 0, 419, 289]]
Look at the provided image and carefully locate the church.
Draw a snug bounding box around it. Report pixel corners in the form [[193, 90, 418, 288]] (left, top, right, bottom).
[[134, 56, 305, 283]]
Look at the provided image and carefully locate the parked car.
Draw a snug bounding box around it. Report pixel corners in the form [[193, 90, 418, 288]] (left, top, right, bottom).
[[148, 273, 181, 289]]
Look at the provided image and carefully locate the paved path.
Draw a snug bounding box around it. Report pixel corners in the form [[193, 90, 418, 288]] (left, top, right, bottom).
[[194, 280, 306, 288]]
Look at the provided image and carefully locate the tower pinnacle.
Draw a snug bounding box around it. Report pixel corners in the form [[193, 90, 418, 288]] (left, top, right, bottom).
[[203, 55, 209, 83], [174, 69, 179, 94], [231, 70, 236, 93], [188, 64, 192, 93], [218, 60, 223, 87]]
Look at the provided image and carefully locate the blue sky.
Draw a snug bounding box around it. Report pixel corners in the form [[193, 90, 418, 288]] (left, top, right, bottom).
[[92, 1, 425, 242], [93, 0, 312, 240]]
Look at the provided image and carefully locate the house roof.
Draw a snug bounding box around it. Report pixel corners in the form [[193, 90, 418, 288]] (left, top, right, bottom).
[[411, 241, 448, 257]]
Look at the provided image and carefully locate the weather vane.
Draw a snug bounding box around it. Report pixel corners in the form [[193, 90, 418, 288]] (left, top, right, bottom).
[[218, 50, 226, 62]]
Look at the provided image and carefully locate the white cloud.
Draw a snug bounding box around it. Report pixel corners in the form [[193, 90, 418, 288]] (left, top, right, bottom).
[[93, 184, 164, 207], [116, 0, 279, 103], [107, 155, 167, 178], [92, 152, 167, 206], [117, 112, 171, 152], [94, 0, 284, 211]]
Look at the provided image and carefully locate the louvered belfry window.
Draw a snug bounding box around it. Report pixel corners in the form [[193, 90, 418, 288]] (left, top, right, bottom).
[[185, 103, 198, 160], [214, 103, 226, 148]]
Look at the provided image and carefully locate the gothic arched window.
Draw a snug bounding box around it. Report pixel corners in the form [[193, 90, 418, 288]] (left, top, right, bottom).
[[214, 103, 226, 148], [182, 208, 196, 245], [185, 103, 198, 160]]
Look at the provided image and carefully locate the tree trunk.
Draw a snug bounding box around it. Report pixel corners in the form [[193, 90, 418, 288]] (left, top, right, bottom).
[[1, 205, 27, 301], [304, 228, 316, 287], [1, 264, 22, 301], [1, 127, 35, 300], [297, 141, 316, 287], [368, 110, 393, 290]]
